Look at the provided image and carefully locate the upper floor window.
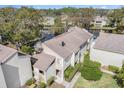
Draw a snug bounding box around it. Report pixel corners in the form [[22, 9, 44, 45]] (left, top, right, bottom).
[[39, 70, 44, 75], [96, 21, 102, 23]]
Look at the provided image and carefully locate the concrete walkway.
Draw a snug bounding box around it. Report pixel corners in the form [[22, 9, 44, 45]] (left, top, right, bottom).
[[100, 68, 116, 75], [62, 72, 81, 88]]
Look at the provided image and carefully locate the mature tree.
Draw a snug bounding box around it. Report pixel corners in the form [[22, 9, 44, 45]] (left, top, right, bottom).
[[53, 17, 64, 36], [21, 45, 34, 55], [116, 63, 124, 87], [0, 7, 43, 45]]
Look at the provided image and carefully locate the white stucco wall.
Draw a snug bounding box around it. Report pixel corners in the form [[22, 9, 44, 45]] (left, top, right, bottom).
[[80, 46, 87, 62], [34, 67, 46, 83], [45, 63, 56, 81], [64, 54, 74, 70], [0, 65, 7, 88], [18, 56, 33, 86], [34, 67, 41, 81], [2, 53, 32, 87], [34, 63, 56, 83], [90, 48, 124, 67]]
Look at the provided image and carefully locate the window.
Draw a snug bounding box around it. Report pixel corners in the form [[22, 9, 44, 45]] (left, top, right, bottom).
[[39, 70, 44, 75], [96, 21, 102, 23], [56, 70, 60, 75]]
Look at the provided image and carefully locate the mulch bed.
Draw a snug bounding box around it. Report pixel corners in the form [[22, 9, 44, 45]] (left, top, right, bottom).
[[48, 82, 65, 88]]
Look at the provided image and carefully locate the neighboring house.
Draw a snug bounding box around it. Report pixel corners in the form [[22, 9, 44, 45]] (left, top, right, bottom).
[[91, 16, 109, 28], [90, 32, 124, 67], [0, 44, 33, 88], [60, 14, 69, 25], [43, 16, 55, 26], [60, 13, 73, 26], [33, 27, 92, 84]]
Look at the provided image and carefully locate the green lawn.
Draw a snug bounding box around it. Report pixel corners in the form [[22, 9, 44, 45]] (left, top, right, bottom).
[[74, 73, 120, 88]]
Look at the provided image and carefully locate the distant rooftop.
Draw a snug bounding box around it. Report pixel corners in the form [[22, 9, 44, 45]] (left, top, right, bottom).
[[44, 27, 91, 59], [94, 16, 108, 21], [0, 44, 17, 64], [94, 32, 124, 55]]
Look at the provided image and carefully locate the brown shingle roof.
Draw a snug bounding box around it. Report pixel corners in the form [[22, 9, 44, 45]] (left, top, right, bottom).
[[0, 44, 17, 64], [44, 27, 91, 59], [33, 53, 55, 71], [94, 32, 124, 55]]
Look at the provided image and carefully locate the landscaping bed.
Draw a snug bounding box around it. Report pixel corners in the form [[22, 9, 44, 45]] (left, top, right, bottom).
[[64, 63, 81, 82], [48, 82, 65, 88], [25, 77, 55, 88], [80, 53, 102, 81]]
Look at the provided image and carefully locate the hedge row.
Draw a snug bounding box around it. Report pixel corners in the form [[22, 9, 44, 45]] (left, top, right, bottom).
[[65, 63, 81, 82], [108, 65, 120, 73], [47, 77, 55, 86], [38, 82, 46, 88], [25, 78, 36, 86]]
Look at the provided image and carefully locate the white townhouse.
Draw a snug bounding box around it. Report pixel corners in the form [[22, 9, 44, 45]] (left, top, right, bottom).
[[90, 32, 124, 68], [0, 44, 33, 88], [33, 27, 92, 84], [91, 16, 109, 28]]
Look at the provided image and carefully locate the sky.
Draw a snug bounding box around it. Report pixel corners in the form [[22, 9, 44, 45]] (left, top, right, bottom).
[[0, 5, 124, 9]]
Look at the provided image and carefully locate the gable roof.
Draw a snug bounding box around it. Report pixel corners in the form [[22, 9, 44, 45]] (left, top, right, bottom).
[[0, 44, 17, 64], [33, 53, 55, 71], [43, 27, 91, 59], [94, 32, 124, 55]]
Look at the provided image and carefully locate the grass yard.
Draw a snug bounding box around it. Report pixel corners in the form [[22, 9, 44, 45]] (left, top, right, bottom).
[[74, 73, 120, 88]]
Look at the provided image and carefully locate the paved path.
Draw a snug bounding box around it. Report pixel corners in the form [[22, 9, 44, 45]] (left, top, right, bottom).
[[70, 72, 81, 88], [100, 68, 116, 75], [62, 72, 81, 88]]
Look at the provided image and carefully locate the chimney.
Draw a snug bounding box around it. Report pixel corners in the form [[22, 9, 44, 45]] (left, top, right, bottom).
[[61, 41, 65, 47]]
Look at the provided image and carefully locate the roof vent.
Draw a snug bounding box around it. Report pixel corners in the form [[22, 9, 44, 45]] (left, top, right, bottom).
[[61, 41, 66, 47]]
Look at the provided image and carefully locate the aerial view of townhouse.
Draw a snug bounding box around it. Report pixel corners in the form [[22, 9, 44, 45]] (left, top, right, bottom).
[[0, 5, 124, 88]]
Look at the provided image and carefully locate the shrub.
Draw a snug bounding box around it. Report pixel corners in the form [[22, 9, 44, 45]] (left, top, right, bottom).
[[47, 77, 55, 86], [38, 82, 46, 88], [64, 66, 74, 79], [90, 61, 101, 68], [21, 45, 34, 54], [83, 53, 90, 63], [80, 53, 102, 81], [115, 63, 124, 87], [75, 63, 81, 70], [108, 65, 120, 73], [81, 66, 102, 80], [26, 78, 36, 86], [82, 61, 101, 69]]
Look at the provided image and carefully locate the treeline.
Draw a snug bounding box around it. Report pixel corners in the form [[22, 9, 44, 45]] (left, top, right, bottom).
[[0, 7, 43, 45], [107, 8, 124, 34], [0, 6, 124, 54]]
